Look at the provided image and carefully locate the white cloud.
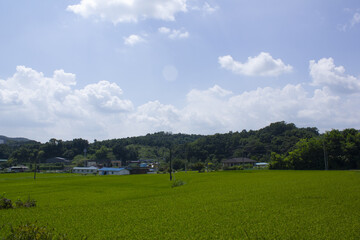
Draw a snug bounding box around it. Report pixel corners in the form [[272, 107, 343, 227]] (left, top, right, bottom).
[[190, 2, 218, 14], [123, 34, 145, 46], [67, 0, 188, 24], [130, 100, 181, 131], [158, 27, 189, 39], [218, 52, 293, 77], [158, 27, 171, 34], [338, 11, 360, 31], [1, 62, 360, 142], [351, 12, 360, 27], [309, 58, 360, 93], [202, 2, 218, 14], [0, 66, 133, 141]]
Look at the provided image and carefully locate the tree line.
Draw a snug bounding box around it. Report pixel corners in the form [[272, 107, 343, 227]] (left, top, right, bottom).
[[1, 122, 359, 170], [270, 128, 360, 170]]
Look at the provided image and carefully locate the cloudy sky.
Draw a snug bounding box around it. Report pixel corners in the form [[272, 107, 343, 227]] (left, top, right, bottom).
[[1, 0, 360, 142]]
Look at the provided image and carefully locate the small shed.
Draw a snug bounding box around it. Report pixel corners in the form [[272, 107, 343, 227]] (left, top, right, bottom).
[[73, 166, 98, 174], [99, 167, 130, 176]]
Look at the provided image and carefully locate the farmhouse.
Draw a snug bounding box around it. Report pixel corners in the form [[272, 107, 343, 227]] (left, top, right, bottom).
[[99, 167, 130, 176], [222, 158, 257, 167], [9, 165, 29, 172], [85, 159, 123, 168], [73, 166, 98, 174]]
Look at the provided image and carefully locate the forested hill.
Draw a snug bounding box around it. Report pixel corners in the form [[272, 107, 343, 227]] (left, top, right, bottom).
[[0, 135, 36, 145], [1, 121, 320, 166], [99, 131, 204, 148], [173, 122, 319, 163]]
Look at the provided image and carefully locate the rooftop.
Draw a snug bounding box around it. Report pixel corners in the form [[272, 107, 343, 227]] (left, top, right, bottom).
[[222, 158, 257, 163], [73, 166, 98, 170], [99, 168, 127, 171]]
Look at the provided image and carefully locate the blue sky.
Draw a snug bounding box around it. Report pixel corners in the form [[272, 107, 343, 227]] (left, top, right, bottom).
[[0, 0, 360, 142]]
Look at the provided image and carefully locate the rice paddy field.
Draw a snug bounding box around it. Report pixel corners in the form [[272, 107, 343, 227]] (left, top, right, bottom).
[[0, 170, 359, 239]]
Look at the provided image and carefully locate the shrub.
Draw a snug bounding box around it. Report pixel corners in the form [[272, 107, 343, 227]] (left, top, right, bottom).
[[223, 166, 244, 171], [171, 179, 185, 188], [14, 196, 37, 208], [5, 222, 69, 240], [14, 198, 24, 208], [0, 194, 13, 209], [24, 196, 36, 208], [0, 194, 36, 209]]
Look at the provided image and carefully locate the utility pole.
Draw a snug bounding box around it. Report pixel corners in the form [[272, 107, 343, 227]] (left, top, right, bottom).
[[34, 155, 38, 180], [323, 140, 328, 170], [169, 147, 172, 181]]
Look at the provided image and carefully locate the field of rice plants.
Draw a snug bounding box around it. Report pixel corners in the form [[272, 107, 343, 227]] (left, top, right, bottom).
[[0, 170, 359, 239]]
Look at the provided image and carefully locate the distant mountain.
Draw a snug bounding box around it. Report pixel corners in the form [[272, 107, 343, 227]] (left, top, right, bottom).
[[0, 135, 36, 145]]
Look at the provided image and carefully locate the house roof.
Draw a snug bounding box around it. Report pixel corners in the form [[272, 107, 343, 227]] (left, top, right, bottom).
[[10, 165, 29, 169], [99, 167, 127, 171], [222, 158, 257, 163], [73, 166, 98, 170]]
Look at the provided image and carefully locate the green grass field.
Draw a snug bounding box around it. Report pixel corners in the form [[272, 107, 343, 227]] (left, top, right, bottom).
[[0, 170, 359, 239]]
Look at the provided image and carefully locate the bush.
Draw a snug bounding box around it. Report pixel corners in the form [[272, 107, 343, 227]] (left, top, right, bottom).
[[0, 194, 36, 209], [171, 179, 185, 188], [5, 222, 69, 240], [223, 165, 244, 171], [15, 196, 36, 208], [0, 194, 13, 209]]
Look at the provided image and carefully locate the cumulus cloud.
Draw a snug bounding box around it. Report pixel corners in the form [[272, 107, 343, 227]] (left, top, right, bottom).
[[131, 100, 181, 131], [218, 52, 293, 77], [0, 66, 133, 141], [309, 58, 360, 93], [158, 27, 189, 39], [1, 61, 360, 142], [123, 34, 145, 46], [129, 83, 359, 135], [67, 0, 188, 24]]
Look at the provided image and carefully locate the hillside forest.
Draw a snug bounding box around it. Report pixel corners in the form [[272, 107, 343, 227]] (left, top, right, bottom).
[[0, 121, 359, 170]]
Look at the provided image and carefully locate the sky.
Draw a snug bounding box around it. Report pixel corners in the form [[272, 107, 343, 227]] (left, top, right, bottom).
[[0, 0, 360, 143]]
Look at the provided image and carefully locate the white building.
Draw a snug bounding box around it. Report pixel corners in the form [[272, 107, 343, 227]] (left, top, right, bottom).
[[99, 167, 130, 176], [255, 162, 269, 168], [9, 165, 29, 172], [73, 166, 98, 174]]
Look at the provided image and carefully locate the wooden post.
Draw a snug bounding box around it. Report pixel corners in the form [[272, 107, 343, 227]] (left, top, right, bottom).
[[34, 157, 37, 180], [169, 147, 172, 181], [323, 140, 328, 170]]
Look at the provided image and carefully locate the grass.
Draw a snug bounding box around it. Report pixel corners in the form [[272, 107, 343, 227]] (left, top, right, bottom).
[[0, 170, 359, 239]]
